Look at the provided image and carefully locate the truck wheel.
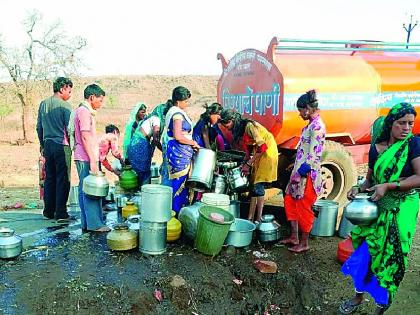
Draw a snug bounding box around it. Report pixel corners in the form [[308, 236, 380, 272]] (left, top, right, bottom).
[[320, 141, 357, 205]]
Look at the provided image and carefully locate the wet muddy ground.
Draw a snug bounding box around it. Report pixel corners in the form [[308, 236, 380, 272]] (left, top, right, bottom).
[[1, 187, 420, 315]]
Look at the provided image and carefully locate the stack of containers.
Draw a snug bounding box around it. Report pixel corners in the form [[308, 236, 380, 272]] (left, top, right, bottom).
[[139, 184, 173, 255]]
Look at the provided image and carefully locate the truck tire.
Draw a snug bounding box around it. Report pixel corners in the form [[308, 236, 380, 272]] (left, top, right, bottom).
[[320, 141, 357, 206]]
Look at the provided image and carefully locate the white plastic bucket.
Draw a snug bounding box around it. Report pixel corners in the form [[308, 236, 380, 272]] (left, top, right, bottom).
[[201, 193, 230, 212]]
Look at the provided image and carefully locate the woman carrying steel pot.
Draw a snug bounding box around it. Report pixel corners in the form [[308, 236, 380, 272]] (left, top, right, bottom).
[[220, 109, 278, 222], [280, 90, 326, 253], [163, 86, 200, 213], [339, 102, 420, 315]]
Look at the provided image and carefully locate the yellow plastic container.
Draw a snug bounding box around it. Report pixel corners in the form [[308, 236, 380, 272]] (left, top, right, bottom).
[[167, 211, 182, 242], [122, 201, 138, 219]]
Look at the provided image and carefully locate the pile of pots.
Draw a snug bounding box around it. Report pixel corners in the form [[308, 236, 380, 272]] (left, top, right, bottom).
[[187, 149, 249, 194], [107, 184, 174, 255], [139, 184, 173, 255], [179, 193, 284, 250]]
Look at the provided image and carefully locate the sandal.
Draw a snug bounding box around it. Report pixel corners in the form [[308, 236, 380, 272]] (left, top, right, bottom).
[[339, 298, 363, 314]]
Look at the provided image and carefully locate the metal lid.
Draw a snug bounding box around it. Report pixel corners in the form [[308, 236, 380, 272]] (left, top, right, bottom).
[[313, 200, 338, 206], [0, 227, 15, 237], [127, 214, 141, 223], [113, 223, 129, 230], [142, 184, 173, 194], [261, 214, 275, 223]]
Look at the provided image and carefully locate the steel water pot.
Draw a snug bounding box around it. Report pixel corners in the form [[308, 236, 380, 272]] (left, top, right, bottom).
[[226, 167, 248, 191], [150, 162, 160, 178], [212, 175, 227, 194], [257, 215, 280, 242], [338, 215, 355, 238], [105, 185, 115, 202], [130, 192, 142, 212], [141, 184, 172, 222], [311, 200, 339, 237], [0, 227, 23, 259], [344, 194, 379, 226], [82, 171, 109, 198], [187, 148, 217, 191], [126, 214, 141, 231], [68, 185, 79, 206], [139, 221, 167, 255], [228, 200, 240, 218], [115, 193, 129, 208]]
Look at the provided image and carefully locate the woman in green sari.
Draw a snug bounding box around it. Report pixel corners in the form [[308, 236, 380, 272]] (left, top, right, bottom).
[[122, 102, 147, 158], [340, 102, 420, 314]]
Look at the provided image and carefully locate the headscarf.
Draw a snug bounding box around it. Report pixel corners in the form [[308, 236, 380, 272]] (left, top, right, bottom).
[[371, 116, 385, 144], [375, 102, 417, 144], [149, 103, 168, 127], [123, 102, 147, 157], [130, 103, 169, 141]]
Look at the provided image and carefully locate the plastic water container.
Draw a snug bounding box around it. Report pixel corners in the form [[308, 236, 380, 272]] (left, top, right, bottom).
[[201, 193, 230, 212], [178, 202, 203, 239], [195, 206, 234, 256], [337, 237, 354, 264]]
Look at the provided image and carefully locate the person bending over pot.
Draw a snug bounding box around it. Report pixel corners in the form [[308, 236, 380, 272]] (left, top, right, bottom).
[[339, 102, 420, 315], [192, 102, 224, 150], [220, 109, 278, 222], [127, 103, 168, 186]]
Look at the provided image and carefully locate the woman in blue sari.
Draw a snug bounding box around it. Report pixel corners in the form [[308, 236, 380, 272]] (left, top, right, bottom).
[[192, 102, 223, 150], [164, 86, 200, 213]]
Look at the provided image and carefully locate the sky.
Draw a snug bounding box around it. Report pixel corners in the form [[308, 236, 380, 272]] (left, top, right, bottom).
[[0, 0, 419, 76]]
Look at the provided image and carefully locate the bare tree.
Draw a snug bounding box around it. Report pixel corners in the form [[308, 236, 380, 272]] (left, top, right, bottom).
[[0, 11, 86, 142]]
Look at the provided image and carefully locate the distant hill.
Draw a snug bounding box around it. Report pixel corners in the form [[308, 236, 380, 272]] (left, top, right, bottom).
[[0, 75, 219, 143]]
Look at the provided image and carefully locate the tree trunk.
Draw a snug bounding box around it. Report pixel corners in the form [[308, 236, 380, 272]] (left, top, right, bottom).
[[17, 93, 30, 143], [21, 105, 28, 142]]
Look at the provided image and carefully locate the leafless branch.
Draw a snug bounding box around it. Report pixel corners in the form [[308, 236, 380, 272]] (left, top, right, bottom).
[[0, 10, 87, 142]]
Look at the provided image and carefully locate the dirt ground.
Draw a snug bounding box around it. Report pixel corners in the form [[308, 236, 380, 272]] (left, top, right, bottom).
[[1, 186, 420, 315]]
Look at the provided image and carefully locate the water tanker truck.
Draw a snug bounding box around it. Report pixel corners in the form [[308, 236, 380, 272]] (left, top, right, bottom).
[[216, 37, 420, 205]]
